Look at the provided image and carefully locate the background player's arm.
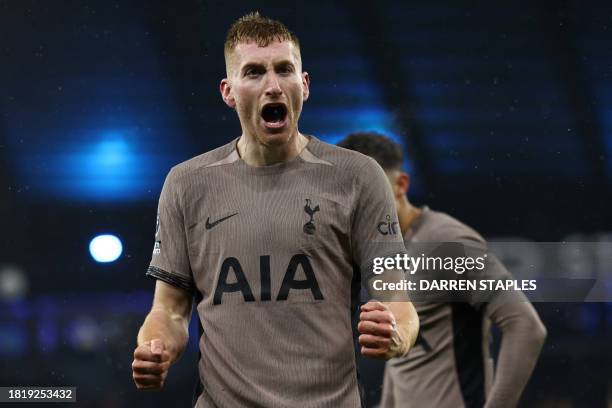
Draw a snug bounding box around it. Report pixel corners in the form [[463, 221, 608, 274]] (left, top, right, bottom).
[[483, 296, 547, 408], [133, 280, 193, 389]]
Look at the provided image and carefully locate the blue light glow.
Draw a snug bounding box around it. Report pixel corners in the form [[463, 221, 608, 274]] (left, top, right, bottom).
[[89, 234, 123, 263], [8, 126, 192, 203], [60, 133, 144, 200]]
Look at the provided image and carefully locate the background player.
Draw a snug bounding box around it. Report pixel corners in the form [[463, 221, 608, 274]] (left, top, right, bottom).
[[339, 132, 547, 408], [132, 13, 419, 407]]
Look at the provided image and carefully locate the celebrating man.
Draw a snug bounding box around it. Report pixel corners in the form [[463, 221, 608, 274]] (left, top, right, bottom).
[[132, 13, 418, 407]]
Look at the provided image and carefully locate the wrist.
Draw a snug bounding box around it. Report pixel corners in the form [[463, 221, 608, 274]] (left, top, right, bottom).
[[394, 322, 414, 357]]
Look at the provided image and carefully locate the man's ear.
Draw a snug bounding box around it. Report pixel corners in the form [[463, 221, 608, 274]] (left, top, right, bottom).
[[396, 172, 410, 197], [302, 72, 310, 101], [220, 79, 236, 108]]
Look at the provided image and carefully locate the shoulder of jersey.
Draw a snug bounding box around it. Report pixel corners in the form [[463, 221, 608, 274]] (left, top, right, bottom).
[[309, 137, 382, 173], [166, 137, 381, 179], [168, 139, 237, 178]]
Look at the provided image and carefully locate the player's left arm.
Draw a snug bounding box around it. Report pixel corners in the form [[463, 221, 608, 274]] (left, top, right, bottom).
[[358, 299, 419, 359], [349, 157, 419, 359], [359, 271, 419, 359], [483, 295, 547, 408]]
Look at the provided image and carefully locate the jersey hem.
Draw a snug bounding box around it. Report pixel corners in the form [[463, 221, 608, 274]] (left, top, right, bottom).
[[146, 265, 195, 292]]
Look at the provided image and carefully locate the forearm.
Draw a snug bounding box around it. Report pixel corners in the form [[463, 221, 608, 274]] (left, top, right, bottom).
[[484, 299, 547, 408], [137, 308, 190, 362]]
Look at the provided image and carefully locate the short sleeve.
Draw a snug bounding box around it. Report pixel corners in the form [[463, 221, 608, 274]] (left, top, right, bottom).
[[146, 168, 195, 292], [406, 226, 513, 308], [449, 233, 514, 308], [350, 158, 407, 287]]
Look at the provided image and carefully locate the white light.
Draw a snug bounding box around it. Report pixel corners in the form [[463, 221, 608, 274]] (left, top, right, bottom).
[[0, 265, 28, 301], [89, 234, 123, 263]]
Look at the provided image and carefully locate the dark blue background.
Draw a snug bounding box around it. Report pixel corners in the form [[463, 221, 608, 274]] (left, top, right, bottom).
[[1, 1, 611, 406]]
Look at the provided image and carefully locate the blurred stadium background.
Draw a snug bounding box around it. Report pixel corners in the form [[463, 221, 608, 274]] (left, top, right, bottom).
[[1, 0, 611, 406]]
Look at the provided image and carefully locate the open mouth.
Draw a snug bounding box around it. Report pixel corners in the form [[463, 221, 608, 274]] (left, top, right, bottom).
[[261, 103, 288, 126]]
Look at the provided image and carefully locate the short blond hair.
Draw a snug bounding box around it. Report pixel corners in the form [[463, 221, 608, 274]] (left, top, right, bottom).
[[224, 12, 301, 65]]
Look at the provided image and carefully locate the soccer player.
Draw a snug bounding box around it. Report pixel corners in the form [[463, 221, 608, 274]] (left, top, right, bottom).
[[132, 13, 419, 407], [338, 132, 547, 408]]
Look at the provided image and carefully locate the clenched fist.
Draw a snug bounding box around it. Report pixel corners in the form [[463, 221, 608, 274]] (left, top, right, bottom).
[[358, 300, 408, 359], [132, 339, 171, 390]]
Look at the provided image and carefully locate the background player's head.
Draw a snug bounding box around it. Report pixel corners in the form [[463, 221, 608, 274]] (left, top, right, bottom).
[[220, 12, 310, 148], [338, 132, 411, 210]]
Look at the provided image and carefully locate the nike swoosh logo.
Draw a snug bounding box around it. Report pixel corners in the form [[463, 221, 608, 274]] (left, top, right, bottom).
[[205, 213, 238, 230]]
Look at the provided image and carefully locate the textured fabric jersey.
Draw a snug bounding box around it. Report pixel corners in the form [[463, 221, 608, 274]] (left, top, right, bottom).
[[381, 207, 508, 408], [146, 136, 406, 408]]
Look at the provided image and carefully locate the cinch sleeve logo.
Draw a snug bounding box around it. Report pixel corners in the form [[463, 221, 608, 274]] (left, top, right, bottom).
[[377, 214, 399, 235], [155, 212, 160, 236]]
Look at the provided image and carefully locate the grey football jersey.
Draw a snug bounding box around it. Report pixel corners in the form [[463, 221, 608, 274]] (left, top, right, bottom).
[[146, 136, 406, 408], [381, 207, 510, 408]]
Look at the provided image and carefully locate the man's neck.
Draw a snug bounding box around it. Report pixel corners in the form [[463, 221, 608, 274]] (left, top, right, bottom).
[[237, 131, 308, 166], [398, 200, 422, 237]]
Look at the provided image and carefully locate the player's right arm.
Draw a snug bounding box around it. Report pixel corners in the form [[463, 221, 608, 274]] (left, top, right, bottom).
[[133, 280, 193, 390]]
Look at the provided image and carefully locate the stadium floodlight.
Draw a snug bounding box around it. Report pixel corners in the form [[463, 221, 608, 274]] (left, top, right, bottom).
[[89, 234, 123, 263]]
